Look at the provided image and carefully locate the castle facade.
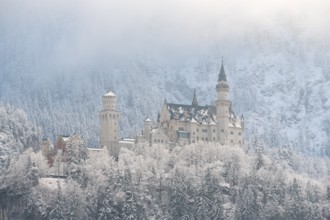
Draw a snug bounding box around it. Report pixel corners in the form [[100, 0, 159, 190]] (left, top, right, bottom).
[[100, 61, 244, 157]]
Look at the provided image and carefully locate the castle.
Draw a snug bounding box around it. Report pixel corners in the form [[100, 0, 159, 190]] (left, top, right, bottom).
[[100, 61, 244, 157]]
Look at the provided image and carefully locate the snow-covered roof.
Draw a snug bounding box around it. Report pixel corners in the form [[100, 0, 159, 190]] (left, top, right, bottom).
[[122, 138, 135, 142], [144, 116, 151, 122], [165, 102, 243, 128], [228, 106, 243, 128], [104, 91, 116, 97], [119, 140, 135, 144], [166, 103, 217, 124], [87, 147, 103, 151], [62, 136, 70, 142]]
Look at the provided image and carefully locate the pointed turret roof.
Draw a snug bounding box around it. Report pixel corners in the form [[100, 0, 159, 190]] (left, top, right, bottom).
[[104, 90, 116, 97], [144, 115, 151, 122], [192, 89, 198, 106], [218, 60, 227, 82]]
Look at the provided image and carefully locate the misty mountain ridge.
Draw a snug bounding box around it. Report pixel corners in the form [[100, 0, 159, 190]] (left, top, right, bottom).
[[1, 2, 330, 156]]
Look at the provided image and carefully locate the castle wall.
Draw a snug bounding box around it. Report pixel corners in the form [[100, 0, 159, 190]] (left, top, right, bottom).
[[150, 128, 169, 147], [228, 126, 244, 146]]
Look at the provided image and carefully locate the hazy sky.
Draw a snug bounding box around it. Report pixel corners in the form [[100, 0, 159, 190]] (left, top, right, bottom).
[[1, 0, 329, 67]]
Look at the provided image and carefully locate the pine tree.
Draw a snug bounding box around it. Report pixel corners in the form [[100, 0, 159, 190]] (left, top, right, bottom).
[[285, 178, 305, 220], [66, 135, 88, 187], [25, 156, 39, 187], [98, 187, 121, 220], [194, 188, 211, 220], [169, 171, 191, 220], [235, 177, 259, 220], [48, 180, 65, 220], [122, 191, 138, 220], [120, 166, 141, 220]]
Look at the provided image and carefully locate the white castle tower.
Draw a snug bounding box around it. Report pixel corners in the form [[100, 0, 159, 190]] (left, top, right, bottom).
[[99, 91, 120, 157], [216, 61, 230, 145]]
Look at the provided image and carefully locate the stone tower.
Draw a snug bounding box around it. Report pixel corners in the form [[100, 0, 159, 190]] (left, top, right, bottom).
[[143, 116, 152, 140], [216, 61, 230, 145], [99, 91, 120, 157]]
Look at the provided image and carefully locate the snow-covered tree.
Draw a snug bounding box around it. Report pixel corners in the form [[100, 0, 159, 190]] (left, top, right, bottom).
[[66, 135, 88, 186]]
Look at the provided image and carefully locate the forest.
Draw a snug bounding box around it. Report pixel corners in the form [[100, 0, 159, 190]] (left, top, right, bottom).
[[0, 104, 329, 220]]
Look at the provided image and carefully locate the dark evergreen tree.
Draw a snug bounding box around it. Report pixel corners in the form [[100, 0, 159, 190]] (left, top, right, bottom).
[[98, 187, 121, 220], [66, 135, 88, 187], [235, 176, 259, 220], [169, 171, 192, 220], [48, 180, 65, 220], [285, 178, 305, 220], [120, 166, 144, 220], [25, 156, 39, 187]]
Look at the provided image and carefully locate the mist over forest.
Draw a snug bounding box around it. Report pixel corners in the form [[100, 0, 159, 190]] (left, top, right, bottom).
[[0, 0, 330, 219], [1, 0, 330, 152]]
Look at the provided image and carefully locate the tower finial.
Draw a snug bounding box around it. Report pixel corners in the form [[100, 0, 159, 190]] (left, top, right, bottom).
[[218, 59, 227, 82], [192, 89, 198, 106]]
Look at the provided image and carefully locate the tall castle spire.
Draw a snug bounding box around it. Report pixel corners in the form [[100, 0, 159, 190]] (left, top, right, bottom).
[[216, 59, 230, 145], [218, 59, 227, 82], [192, 89, 198, 106]]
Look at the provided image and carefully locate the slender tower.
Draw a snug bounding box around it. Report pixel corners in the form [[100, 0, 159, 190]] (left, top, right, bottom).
[[99, 91, 120, 157], [143, 116, 152, 141], [192, 89, 198, 107], [216, 61, 230, 145]]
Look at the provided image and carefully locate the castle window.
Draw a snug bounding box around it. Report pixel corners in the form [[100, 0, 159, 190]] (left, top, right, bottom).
[[154, 140, 156, 142], [192, 140, 195, 143], [239, 132, 241, 136], [231, 131, 233, 135], [206, 138, 208, 141], [197, 137, 199, 140], [197, 128, 199, 132], [161, 140, 163, 143], [213, 129, 215, 133], [213, 137, 215, 141], [231, 140, 233, 143], [221, 129, 224, 133], [193, 131, 195, 135], [202, 137, 204, 141]]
